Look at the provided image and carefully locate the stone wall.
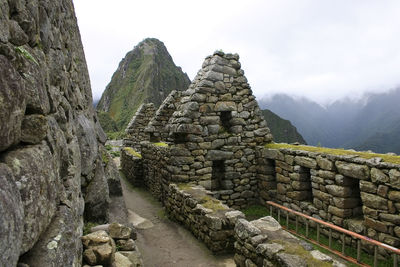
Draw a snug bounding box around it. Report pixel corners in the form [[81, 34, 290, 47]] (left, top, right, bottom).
[[165, 183, 246, 254], [257, 145, 400, 253], [141, 143, 171, 202], [124, 103, 156, 151], [145, 90, 182, 142], [0, 1, 126, 266], [163, 51, 272, 209], [121, 147, 143, 187], [234, 216, 345, 266]]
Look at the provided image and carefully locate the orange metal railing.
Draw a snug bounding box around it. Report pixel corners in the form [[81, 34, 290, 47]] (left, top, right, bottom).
[[266, 201, 400, 267]]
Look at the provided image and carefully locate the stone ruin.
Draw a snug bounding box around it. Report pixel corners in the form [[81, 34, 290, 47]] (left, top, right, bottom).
[[124, 51, 273, 209], [122, 50, 400, 265]]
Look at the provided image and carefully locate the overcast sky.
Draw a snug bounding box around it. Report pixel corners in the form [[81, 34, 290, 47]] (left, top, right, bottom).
[[73, 0, 400, 104]]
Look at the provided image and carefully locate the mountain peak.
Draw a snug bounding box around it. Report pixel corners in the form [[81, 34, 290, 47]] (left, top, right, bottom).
[[96, 38, 191, 131]]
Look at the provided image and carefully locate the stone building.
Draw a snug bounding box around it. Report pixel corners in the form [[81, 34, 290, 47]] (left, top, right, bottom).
[[163, 51, 273, 208]]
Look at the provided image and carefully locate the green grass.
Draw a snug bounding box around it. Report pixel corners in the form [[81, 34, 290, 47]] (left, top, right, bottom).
[[83, 222, 98, 236], [241, 205, 394, 267], [15, 46, 39, 65], [265, 142, 400, 164], [199, 195, 227, 212]]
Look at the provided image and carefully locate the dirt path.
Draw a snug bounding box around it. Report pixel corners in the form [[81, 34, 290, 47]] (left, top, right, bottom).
[[120, 176, 235, 267]]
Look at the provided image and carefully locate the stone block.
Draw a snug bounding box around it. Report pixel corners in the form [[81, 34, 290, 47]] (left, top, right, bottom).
[[389, 169, 400, 189], [294, 156, 317, 169], [328, 205, 352, 218], [371, 168, 389, 183], [332, 197, 360, 209], [325, 185, 353, 197], [360, 192, 387, 210], [335, 161, 369, 180], [364, 217, 389, 233], [388, 190, 400, 201], [379, 213, 400, 224], [359, 180, 377, 194], [215, 101, 236, 111], [316, 156, 334, 171]]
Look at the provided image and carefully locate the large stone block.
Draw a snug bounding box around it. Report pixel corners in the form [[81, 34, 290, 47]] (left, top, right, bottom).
[[4, 144, 59, 254], [360, 192, 388, 210], [294, 156, 317, 169], [77, 114, 99, 176], [335, 161, 369, 180], [325, 185, 353, 197], [206, 150, 233, 160], [328, 205, 352, 218], [215, 101, 236, 111], [371, 168, 389, 183], [316, 156, 334, 170], [0, 164, 23, 267], [0, 55, 25, 152], [389, 169, 400, 189]]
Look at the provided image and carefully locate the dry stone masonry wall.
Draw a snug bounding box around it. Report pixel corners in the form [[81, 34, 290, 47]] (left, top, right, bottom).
[[258, 145, 400, 254], [0, 0, 127, 266], [124, 103, 156, 151], [145, 90, 182, 142]]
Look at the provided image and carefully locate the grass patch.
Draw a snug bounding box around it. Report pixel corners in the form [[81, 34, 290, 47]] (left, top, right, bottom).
[[241, 204, 270, 221], [15, 46, 39, 65], [199, 195, 227, 212], [152, 142, 169, 147], [83, 222, 98, 236], [123, 147, 142, 158], [241, 205, 393, 267], [101, 151, 109, 164], [265, 143, 400, 164]]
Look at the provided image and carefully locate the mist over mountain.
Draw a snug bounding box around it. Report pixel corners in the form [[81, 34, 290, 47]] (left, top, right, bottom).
[[261, 109, 306, 144], [260, 88, 400, 154]]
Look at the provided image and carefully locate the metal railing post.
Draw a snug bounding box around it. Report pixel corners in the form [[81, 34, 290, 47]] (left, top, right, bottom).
[[341, 233, 345, 255], [357, 239, 361, 262], [329, 228, 332, 249], [306, 220, 309, 238], [374, 245, 378, 267], [317, 224, 320, 243]]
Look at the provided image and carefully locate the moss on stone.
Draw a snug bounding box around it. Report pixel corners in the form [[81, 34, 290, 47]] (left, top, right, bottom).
[[200, 195, 227, 212], [153, 142, 169, 147], [123, 147, 142, 158], [265, 143, 400, 165], [272, 240, 333, 267]]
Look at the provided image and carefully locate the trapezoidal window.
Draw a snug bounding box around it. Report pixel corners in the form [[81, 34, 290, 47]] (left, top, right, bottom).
[[211, 160, 225, 190], [294, 166, 312, 201], [220, 111, 232, 132], [173, 133, 188, 144]]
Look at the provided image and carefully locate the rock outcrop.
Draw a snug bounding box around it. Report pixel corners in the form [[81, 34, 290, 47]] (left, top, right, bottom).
[[0, 0, 126, 266]]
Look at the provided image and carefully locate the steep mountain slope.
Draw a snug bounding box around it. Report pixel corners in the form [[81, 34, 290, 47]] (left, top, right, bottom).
[[261, 109, 306, 144], [96, 38, 191, 131], [260, 88, 400, 154]]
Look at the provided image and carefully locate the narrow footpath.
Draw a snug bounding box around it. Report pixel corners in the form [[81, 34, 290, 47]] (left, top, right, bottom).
[[119, 175, 235, 267]]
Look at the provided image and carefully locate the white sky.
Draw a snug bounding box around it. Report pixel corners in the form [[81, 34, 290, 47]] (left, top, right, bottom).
[[73, 0, 400, 104]]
